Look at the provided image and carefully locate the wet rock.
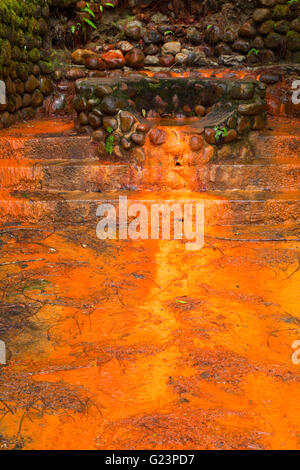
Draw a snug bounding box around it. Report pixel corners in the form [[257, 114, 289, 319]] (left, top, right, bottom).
[[259, 73, 280, 84], [87, 98, 101, 111], [174, 52, 189, 65], [224, 129, 237, 143], [253, 9, 271, 23], [204, 128, 216, 145], [238, 101, 266, 115], [186, 27, 202, 45], [287, 31, 300, 51], [65, 68, 86, 80], [205, 25, 221, 45], [230, 83, 255, 100], [274, 20, 289, 34], [100, 96, 121, 115], [272, 4, 289, 20], [116, 41, 135, 53], [94, 85, 113, 98], [40, 77, 53, 96], [258, 20, 274, 35], [102, 50, 125, 69], [31, 90, 44, 108], [215, 43, 232, 56], [25, 75, 40, 93], [39, 61, 54, 74], [125, 48, 145, 69], [265, 32, 282, 49], [92, 129, 106, 142], [232, 39, 251, 53], [162, 41, 181, 55], [159, 55, 175, 67], [102, 116, 118, 131], [53, 70, 63, 82], [73, 96, 87, 112], [79, 112, 89, 126], [223, 30, 236, 43], [72, 49, 97, 65], [290, 19, 300, 33], [190, 135, 204, 151], [88, 112, 102, 129], [143, 30, 162, 44], [22, 94, 32, 107], [145, 55, 160, 65], [121, 137, 132, 150], [131, 132, 146, 146], [120, 111, 135, 132], [239, 22, 257, 39], [144, 44, 160, 55], [149, 128, 167, 145], [125, 22, 142, 41], [85, 56, 107, 70], [194, 105, 206, 117]]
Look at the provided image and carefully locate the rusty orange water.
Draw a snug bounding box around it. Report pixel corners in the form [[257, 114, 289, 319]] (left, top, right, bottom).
[[0, 118, 299, 450]]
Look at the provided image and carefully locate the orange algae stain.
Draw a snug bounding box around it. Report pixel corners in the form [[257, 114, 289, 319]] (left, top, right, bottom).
[[0, 119, 300, 449], [0, 223, 299, 450]]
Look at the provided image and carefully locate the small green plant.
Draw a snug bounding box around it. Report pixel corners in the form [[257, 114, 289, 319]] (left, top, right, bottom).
[[71, 2, 97, 42], [105, 127, 115, 155], [206, 24, 212, 30], [164, 30, 174, 36], [214, 126, 228, 141], [287, 0, 299, 5], [248, 48, 259, 56]]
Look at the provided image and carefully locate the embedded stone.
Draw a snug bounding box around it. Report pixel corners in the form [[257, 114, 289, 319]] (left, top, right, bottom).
[[102, 116, 118, 131], [159, 55, 175, 67], [31, 89, 44, 108], [253, 9, 271, 23], [131, 133, 146, 146], [40, 77, 53, 96], [238, 22, 257, 38], [94, 85, 113, 98], [101, 51, 125, 69], [73, 96, 87, 112], [149, 128, 167, 145], [238, 101, 266, 115], [194, 105, 206, 117], [120, 111, 135, 133], [125, 48, 145, 69], [230, 83, 255, 100], [190, 135, 204, 151], [100, 96, 121, 115], [85, 56, 107, 70], [204, 128, 216, 145], [88, 112, 102, 129], [25, 75, 40, 93], [162, 42, 181, 56], [72, 49, 97, 65]]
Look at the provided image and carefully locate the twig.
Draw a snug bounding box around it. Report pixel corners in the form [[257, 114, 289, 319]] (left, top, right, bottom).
[[0, 258, 45, 267]]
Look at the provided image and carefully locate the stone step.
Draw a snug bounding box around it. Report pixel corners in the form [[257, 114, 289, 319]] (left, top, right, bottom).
[[0, 161, 299, 192], [0, 160, 132, 191], [0, 135, 98, 161], [0, 190, 299, 226]]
